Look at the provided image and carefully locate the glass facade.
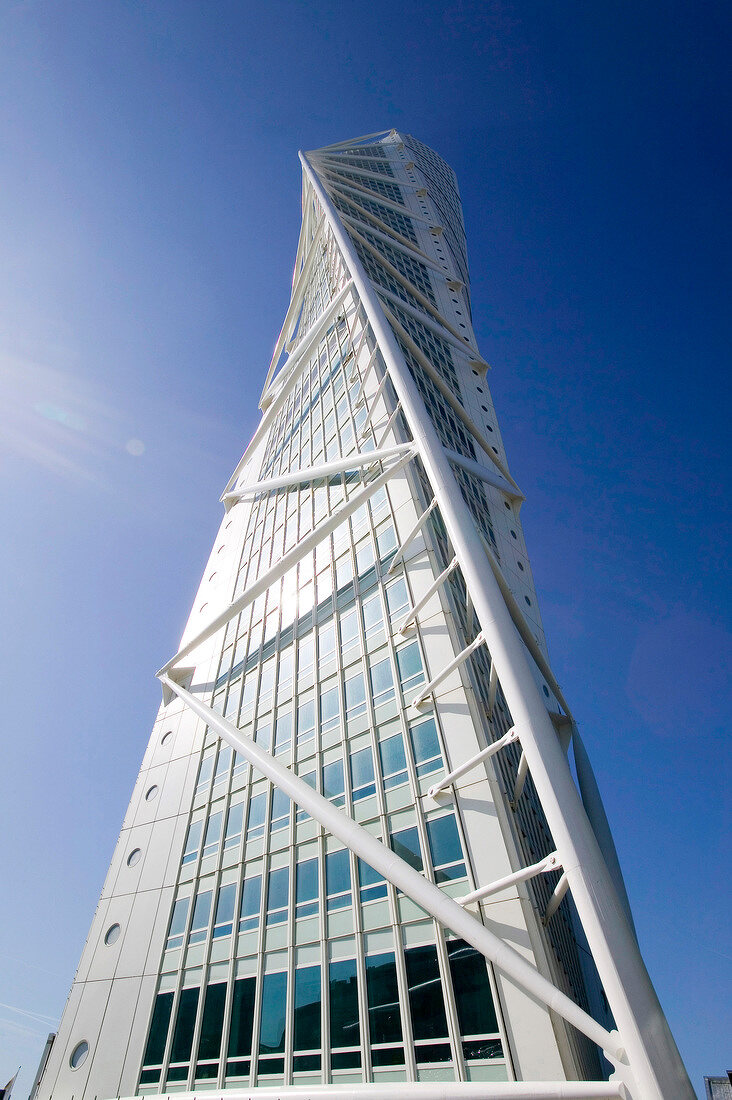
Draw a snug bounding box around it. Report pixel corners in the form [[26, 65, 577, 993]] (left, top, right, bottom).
[[38, 131, 620, 1100]]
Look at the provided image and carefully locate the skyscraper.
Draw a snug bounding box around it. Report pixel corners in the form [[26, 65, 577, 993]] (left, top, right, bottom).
[[35, 131, 692, 1100]]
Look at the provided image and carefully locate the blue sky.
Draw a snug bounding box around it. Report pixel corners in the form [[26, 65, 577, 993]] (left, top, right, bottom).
[[0, 2, 729, 1096]]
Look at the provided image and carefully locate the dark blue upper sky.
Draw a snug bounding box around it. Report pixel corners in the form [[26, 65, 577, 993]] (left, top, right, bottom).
[[0, 2, 729, 1095]]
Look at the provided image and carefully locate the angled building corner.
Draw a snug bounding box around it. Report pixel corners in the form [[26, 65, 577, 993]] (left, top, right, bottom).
[[36, 130, 693, 1100]]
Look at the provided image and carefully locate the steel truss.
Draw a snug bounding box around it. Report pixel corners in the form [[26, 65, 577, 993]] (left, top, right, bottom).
[[157, 136, 693, 1100]]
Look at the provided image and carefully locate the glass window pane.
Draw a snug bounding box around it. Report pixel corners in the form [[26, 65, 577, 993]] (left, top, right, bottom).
[[322, 759, 345, 805], [259, 971, 287, 1055], [409, 717, 441, 776], [203, 811, 223, 858], [365, 952, 403, 1045], [296, 857, 318, 905], [390, 825, 423, 871], [379, 733, 407, 789], [297, 699, 315, 743], [266, 866, 289, 923], [345, 672, 366, 718], [396, 642, 424, 691], [170, 986, 200, 1063], [404, 944, 449, 1040], [198, 982, 226, 1061], [294, 965, 321, 1052], [271, 787, 290, 831], [213, 883, 236, 937], [447, 940, 498, 1037], [143, 992, 173, 1066], [350, 746, 375, 801], [182, 820, 203, 865], [320, 685, 340, 731], [246, 793, 266, 838], [239, 874, 261, 932], [274, 712, 292, 754], [426, 815, 466, 882], [325, 849, 351, 909], [227, 976, 256, 1060], [329, 958, 359, 1049], [224, 803, 244, 848], [385, 578, 408, 620], [370, 657, 394, 706]]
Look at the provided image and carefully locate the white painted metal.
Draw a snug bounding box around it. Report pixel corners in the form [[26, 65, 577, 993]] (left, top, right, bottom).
[[117, 1081, 623, 1100], [387, 496, 437, 573], [353, 346, 379, 405], [427, 727, 519, 797], [512, 752, 529, 804], [159, 674, 621, 1060], [544, 873, 571, 925], [445, 447, 524, 501], [412, 632, 486, 709], [222, 442, 413, 501], [302, 149, 694, 1099], [160, 447, 416, 675], [376, 398, 403, 448], [398, 556, 460, 635], [458, 852, 562, 907], [359, 371, 389, 436]]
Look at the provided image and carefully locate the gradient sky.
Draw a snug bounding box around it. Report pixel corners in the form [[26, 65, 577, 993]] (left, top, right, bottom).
[[0, 3, 729, 1097]]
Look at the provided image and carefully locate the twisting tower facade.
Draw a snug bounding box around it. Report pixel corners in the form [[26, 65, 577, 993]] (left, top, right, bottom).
[[36, 131, 692, 1100]]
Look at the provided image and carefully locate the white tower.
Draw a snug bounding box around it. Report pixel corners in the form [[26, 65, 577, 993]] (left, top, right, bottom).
[[36, 131, 693, 1100]]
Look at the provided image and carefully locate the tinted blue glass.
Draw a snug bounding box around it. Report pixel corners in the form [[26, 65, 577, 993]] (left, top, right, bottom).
[[294, 965, 321, 1052], [426, 815, 466, 881], [239, 875, 261, 931], [259, 972, 287, 1054], [409, 717, 441, 775], [329, 958, 359, 1049], [390, 825, 423, 870]]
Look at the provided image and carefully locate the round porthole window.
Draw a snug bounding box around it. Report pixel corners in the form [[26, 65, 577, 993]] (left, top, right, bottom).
[[127, 848, 142, 867], [104, 923, 121, 946], [161, 730, 173, 746], [145, 785, 158, 802], [70, 1040, 89, 1070]]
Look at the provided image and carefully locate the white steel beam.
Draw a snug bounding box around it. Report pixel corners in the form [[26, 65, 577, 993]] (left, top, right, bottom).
[[458, 852, 562, 907], [301, 149, 694, 1100], [387, 497, 438, 574], [118, 1074, 623, 1099], [160, 447, 416, 676], [412, 632, 487, 709], [159, 673, 621, 1062], [427, 727, 520, 798], [445, 448, 524, 501], [222, 443, 413, 502], [544, 872, 570, 925], [398, 555, 460, 635]]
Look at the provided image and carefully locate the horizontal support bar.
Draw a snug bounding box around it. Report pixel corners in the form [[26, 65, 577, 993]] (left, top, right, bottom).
[[117, 1080, 624, 1100], [458, 852, 562, 907], [160, 447, 416, 676], [388, 497, 438, 574], [413, 631, 486, 708], [399, 556, 459, 634], [428, 727, 519, 797], [223, 443, 413, 501], [162, 670, 620, 1061], [544, 871, 570, 925], [512, 751, 529, 805], [445, 447, 524, 502]]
